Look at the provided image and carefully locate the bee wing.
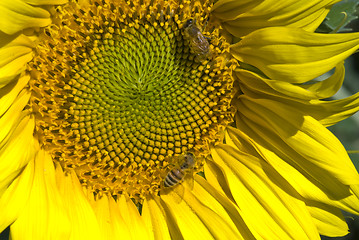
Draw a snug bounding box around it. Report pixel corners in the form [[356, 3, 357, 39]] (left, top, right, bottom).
[[160, 179, 185, 204], [169, 155, 186, 168], [160, 171, 194, 204], [195, 32, 210, 52], [175, 171, 195, 203], [183, 171, 194, 190]]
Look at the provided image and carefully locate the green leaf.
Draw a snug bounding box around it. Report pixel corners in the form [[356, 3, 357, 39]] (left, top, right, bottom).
[[316, 0, 358, 33]]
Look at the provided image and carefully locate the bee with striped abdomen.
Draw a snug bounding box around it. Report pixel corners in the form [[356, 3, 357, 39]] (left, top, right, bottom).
[[183, 19, 211, 61], [163, 153, 196, 188]]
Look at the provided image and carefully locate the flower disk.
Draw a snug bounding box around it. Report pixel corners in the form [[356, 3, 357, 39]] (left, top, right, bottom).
[[27, 0, 234, 201]]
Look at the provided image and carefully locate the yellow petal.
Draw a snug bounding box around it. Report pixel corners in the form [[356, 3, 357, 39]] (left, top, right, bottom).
[[230, 27, 359, 83], [23, 0, 68, 5], [117, 195, 152, 239], [226, 125, 359, 216], [306, 201, 349, 237], [216, 0, 339, 37], [160, 177, 245, 240], [0, 156, 34, 233], [211, 144, 320, 240], [10, 149, 71, 240], [211, 0, 260, 21], [0, 89, 30, 147], [203, 157, 235, 202], [310, 94, 359, 127], [0, 34, 34, 88], [0, 0, 51, 35], [55, 167, 102, 240], [235, 63, 345, 100], [0, 114, 35, 196], [142, 196, 172, 240], [234, 68, 359, 127], [233, 96, 359, 186], [91, 194, 131, 240], [0, 75, 30, 117], [193, 175, 256, 240]]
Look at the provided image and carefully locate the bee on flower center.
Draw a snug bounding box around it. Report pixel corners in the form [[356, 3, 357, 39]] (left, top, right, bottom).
[[183, 19, 211, 61], [163, 153, 196, 188]]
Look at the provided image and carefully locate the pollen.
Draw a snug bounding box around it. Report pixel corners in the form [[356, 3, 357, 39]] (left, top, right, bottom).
[[27, 0, 235, 202]]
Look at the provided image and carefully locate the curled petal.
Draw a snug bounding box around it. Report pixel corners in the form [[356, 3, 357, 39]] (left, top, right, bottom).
[[230, 27, 359, 83], [235, 63, 345, 100], [0, 0, 51, 35], [0, 35, 34, 88], [213, 0, 339, 37], [211, 0, 260, 21], [0, 89, 30, 146], [310, 94, 359, 127], [0, 75, 30, 117], [233, 96, 359, 186], [306, 201, 348, 237], [235, 68, 359, 127], [0, 156, 34, 233], [0, 113, 35, 196]]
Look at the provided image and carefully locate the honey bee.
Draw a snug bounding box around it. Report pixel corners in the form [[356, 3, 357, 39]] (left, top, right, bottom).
[[183, 19, 211, 61], [163, 153, 196, 188]]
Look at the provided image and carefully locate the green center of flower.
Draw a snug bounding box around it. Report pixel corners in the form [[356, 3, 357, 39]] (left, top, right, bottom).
[[27, 0, 234, 202]]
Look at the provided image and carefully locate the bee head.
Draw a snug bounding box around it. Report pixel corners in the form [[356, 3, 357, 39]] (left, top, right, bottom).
[[183, 19, 193, 28], [184, 153, 195, 167]]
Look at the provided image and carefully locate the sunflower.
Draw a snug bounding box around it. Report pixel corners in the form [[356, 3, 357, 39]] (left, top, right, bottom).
[[1, 0, 359, 239]]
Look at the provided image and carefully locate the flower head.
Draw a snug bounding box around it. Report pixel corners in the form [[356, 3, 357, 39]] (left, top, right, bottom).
[[1, 0, 359, 239]]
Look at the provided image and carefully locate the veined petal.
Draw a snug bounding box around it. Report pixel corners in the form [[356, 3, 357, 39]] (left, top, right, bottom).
[[203, 158, 235, 203], [306, 201, 348, 237], [160, 188, 214, 240], [235, 63, 345, 101], [0, 157, 34, 233], [211, 144, 320, 240], [10, 149, 71, 240], [226, 125, 359, 216], [116, 195, 152, 240], [55, 167, 102, 240], [0, 89, 30, 148], [194, 175, 256, 240], [160, 178, 245, 240], [0, 34, 34, 88], [142, 196, 172, 240], [0, 75, 30, 117], [310, 94, 359, 127], [230, 27, 359, 83], [235, 68, 359, 127], [0, 0, 51, 35], [0, 114, 36, 197], [211, 0, 260, 21], [91, 194, 131, 240], [216, 0, 340, 37], [233, 96, 359, 186]]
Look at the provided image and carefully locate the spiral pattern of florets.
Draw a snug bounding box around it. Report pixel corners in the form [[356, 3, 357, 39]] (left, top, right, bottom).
[[27, 0, 234, 201]]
